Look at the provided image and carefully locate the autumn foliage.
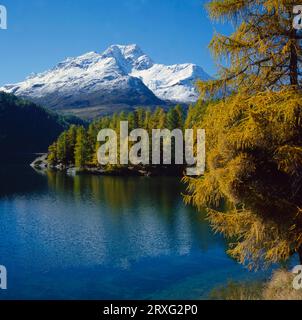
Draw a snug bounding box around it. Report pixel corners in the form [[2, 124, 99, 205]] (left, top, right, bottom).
[[185, 0, 302, 268]]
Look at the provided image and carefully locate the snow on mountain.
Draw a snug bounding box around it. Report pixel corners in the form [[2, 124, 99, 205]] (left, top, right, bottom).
[[131, 62, 211, 103], [0, 44, 211, 118], [102, 44, 154, 72]]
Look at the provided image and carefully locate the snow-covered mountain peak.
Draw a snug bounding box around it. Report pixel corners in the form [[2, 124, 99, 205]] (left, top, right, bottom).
[[101, 44, 154, 72], [0, 44, 212, 118], [103, 44, 143, 58]]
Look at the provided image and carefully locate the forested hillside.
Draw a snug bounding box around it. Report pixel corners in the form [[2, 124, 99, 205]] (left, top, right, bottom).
[[0, 92, 84, 154]]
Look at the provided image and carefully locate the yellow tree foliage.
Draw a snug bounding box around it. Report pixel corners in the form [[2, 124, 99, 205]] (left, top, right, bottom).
[[200, 0, 302, 98], [184, 0, 302, 268], [184, 88, 302, 268]]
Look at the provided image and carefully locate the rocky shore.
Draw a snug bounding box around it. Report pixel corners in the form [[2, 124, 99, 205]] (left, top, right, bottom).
[[30, 154, 184, 177]]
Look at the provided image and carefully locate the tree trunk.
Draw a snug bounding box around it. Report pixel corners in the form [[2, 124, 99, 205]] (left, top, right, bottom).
[[290, 28, 298, 86], [298, 247, 302, 265]]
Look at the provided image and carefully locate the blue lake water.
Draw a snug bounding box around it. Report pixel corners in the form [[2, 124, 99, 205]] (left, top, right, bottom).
[[0, 156, 271, 300]]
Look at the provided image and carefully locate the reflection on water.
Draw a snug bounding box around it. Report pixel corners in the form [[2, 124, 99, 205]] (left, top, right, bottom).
[[30, 170, 225, 264], [0, 161, 269, 300]]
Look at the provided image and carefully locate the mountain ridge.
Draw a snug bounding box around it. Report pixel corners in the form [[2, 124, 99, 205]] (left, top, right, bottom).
[[0, 44, 211, 119]]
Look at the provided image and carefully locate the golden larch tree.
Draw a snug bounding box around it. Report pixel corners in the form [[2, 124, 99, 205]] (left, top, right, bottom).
[[185, 0, 302, 268]]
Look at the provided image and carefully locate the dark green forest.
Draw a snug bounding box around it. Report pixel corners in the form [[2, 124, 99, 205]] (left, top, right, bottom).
[[0, 92, 85, 154]]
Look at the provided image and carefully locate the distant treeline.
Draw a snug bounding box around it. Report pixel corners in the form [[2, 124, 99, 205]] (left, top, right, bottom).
[[47, 103, 205, 172]]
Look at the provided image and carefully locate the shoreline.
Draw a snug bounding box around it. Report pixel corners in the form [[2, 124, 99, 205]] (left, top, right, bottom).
[[30, 154, 185, 177]]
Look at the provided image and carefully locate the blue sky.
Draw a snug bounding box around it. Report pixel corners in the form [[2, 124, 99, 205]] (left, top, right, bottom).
[[0, 0, 232, 86]]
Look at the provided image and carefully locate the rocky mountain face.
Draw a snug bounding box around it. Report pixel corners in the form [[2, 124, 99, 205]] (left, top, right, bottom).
[[0, 44, 211, 119]]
